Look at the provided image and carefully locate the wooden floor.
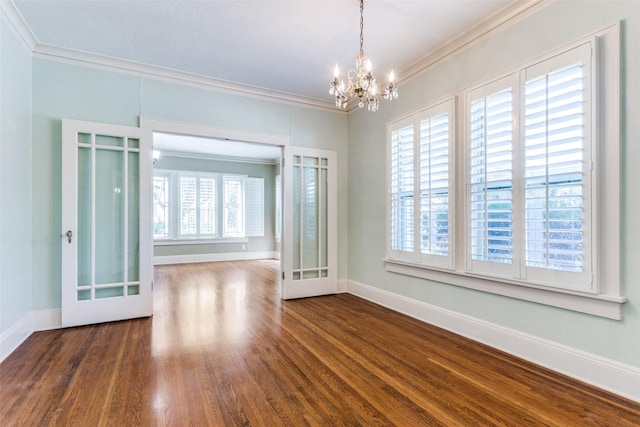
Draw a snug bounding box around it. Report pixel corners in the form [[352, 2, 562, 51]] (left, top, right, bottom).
[[1, 260, 639, 426]]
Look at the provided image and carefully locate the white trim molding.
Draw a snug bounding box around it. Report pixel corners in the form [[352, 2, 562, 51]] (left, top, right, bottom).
[[154, 251, 278, 266], [348, 279, 640, 403], [0, 309, 62, 363], [0, 312, 32, 362], [0, 0, 37, 52]]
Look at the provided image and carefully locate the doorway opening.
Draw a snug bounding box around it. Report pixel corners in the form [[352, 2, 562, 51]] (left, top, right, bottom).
[[150, 131, 283, 273]]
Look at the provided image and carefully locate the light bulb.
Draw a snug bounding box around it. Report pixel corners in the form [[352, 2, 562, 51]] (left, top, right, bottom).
[[334, 64, 340, 78], [366, 59, 372, 72], [389, 70, 395, 83]]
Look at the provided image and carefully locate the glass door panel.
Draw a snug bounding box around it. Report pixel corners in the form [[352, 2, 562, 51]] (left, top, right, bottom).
[[282, 147, 337, 299], [61, 119, 152, 327]]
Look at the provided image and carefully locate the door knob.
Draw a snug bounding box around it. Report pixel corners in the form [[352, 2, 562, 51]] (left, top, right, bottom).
[[65, 230, 72, 243]]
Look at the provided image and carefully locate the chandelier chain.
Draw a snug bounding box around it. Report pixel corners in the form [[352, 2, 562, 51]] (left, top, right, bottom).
[[359, 0, 364, 56]]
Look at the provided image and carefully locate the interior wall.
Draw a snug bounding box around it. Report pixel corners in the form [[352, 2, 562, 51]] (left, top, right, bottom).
[[347, 0, 640, 367], [153, 154, 277, 257], [0, 16, 32, 335], [31, 59, 348, 312]]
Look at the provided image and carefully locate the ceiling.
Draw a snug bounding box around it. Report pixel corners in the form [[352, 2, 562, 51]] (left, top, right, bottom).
[[10, 0, 524, 158], [12, 0, 518, 107]]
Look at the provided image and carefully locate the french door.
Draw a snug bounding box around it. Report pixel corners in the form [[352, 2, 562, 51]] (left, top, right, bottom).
[[282, 146, 337, 299], [61, 119, 153, 327]]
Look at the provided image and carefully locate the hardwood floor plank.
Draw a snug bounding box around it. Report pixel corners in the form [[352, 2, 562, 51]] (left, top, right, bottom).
[[1, 260, 639, 426]]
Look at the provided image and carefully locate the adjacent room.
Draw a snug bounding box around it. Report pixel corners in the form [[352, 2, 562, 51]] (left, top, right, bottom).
[[1, 0, 639, 424]]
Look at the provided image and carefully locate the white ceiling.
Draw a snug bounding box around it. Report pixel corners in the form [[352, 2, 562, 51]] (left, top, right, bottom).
[[12, 0, 516, 105], [11, 0, 522, 157]]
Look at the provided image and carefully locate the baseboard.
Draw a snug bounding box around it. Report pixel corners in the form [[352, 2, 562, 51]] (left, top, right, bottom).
[[347, 279, 640, 403], [154, 251, 279, 265], [31, 308, 62, 331], [0, 312, 32, 362], [0, 308, 61, 363]]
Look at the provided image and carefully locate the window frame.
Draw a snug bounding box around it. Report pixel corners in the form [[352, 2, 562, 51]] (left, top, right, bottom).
[[384, 24, 625, 320]]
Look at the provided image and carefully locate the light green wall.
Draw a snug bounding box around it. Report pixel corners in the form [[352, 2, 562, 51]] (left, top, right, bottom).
[[153, 155, 277, 256], [348, 1, 640, 367], [31, 60, 347, 311], [1, 17, 33, 334]]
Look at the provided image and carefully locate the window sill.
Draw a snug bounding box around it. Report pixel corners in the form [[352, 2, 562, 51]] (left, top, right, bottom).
[[154, 238, 248, 246], [384, 258, 627, 320]]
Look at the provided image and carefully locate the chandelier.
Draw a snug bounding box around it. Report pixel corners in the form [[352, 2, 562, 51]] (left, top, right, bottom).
[[330, 0, 398, 111]]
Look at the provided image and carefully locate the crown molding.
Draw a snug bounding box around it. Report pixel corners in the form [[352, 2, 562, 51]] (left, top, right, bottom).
[[31, 43, 341, 113], [0, 0, 37, 51], [397, 0, 549, 89]]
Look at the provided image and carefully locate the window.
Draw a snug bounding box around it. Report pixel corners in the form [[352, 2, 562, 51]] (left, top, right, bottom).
[[178, 175, 216, 238], [153, 170, 264, 240], [465, 43, 592, 292], [385, 26, 624, 319], [522, 57, 592, 289], [388, 98, 454, 269]]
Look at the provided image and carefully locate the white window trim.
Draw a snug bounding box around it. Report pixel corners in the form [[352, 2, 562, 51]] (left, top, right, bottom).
[[385, 24, 625, 320]]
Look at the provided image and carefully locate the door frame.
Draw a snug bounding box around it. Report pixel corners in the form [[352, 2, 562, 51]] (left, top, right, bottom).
[[140, 117, 291, 279]]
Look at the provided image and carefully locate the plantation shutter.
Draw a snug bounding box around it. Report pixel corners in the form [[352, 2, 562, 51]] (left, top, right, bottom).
[[522, 42, 593, 292], [179, 176, 197, 236], [245, 177, 265, 237], [467, 75, 518, 278], [389, 120, 415, 254], [223, 176, 244, 237], [199, 177, 216, 235], [417, 99, 454, 268]]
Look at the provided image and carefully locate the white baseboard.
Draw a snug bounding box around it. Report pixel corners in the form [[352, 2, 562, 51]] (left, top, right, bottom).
[[0, 312, 32, 362], [348, 279, 640, 403], [0, 308, 61, 363], [154, 251, 279, 265], [31, 308, 62, 331]]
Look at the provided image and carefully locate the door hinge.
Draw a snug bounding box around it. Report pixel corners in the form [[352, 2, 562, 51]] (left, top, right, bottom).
[[151, 281, 154, 291], [282, 271, 285, 280]]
